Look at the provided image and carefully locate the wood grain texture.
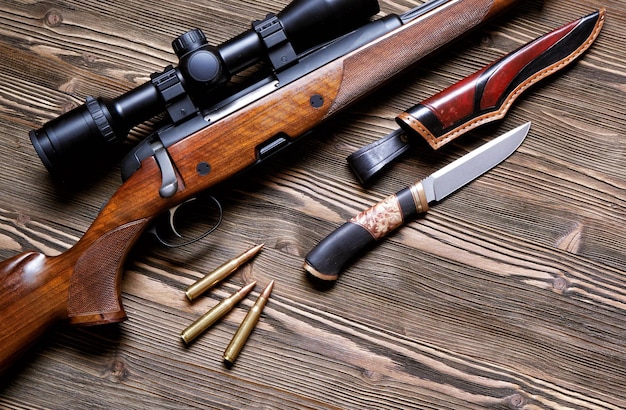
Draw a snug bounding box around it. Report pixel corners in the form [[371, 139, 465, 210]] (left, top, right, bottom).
[[0, 0, 624, 409]]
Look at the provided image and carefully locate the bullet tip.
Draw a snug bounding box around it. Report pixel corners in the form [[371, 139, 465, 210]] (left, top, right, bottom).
[[237, 243, 264, 264], [261, 280, 274, 298], [240, 281, 257, 295], [250, 243, 264, 251]]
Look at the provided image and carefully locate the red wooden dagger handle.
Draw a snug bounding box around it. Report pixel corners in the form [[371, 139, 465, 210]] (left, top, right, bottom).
[[397, 9, 605, 150]]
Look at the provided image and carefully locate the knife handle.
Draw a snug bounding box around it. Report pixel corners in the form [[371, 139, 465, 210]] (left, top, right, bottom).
[[397, 9, 605, 150], [304, 181, 429, 281]]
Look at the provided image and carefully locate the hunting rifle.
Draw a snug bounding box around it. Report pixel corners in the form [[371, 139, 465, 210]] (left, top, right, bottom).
[[0, 0, 520, 372]]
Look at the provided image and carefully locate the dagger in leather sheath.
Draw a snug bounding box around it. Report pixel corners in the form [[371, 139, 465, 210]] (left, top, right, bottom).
[[304, 122, 530, 281], [348, 9, 605, 185]]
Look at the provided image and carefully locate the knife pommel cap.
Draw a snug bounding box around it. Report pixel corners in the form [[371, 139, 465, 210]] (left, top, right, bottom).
[[304, 261, 339, 282]]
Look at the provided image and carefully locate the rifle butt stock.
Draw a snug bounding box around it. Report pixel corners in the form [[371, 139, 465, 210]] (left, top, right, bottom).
[[0, 252, 65, 373], [0, 160, 162, 372]]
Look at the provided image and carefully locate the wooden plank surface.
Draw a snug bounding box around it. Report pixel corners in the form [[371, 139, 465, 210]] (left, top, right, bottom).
[[0, 0, 624, 408]]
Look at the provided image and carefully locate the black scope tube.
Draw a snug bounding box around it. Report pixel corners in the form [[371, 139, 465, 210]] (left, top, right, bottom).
[[29, 82, 163, 179], [29, 0, 380, 182]]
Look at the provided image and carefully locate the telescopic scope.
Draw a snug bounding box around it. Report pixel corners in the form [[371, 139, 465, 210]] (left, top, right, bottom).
[[29, 0, 380, 181]]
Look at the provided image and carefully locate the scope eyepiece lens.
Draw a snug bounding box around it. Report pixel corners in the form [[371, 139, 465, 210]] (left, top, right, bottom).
[[29, 128, 55, 174]]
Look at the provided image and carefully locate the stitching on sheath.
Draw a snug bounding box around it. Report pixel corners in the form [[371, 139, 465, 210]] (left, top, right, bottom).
[[410, 13, 604, 150]]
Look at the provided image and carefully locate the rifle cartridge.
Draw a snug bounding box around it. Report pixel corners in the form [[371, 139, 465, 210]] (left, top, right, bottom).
[[223, 280, 274, 366], [186, 244, 264, 301], [181, 282, 256, 344]]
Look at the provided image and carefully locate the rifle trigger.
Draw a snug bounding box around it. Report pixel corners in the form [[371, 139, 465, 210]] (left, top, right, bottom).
[[167, 202, 186, 238], [150, 141, 178, 198]]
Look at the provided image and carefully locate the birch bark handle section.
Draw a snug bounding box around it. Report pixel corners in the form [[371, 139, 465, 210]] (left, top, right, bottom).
[[304, 182, 429, 281]]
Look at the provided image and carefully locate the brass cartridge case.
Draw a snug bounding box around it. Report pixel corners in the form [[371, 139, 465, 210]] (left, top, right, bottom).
[[186, 244, 263, 301], [181, 281, 256, 344], [223, 280, 274, 366]]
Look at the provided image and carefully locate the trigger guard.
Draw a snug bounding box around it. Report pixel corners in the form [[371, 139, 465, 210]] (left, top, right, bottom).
[[150, 196, 223, 248]]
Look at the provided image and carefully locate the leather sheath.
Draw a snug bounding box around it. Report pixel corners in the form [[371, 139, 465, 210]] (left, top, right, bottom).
[[348, 9, 605, 185]]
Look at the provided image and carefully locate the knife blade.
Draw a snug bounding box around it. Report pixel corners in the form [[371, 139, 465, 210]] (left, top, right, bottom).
[[348, 9, 604, 185], [304, 122, 531, 282]]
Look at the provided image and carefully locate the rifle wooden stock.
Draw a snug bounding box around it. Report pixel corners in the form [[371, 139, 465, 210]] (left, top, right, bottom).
[[0, 0, 519, 372], [0, 158, 166, 372]]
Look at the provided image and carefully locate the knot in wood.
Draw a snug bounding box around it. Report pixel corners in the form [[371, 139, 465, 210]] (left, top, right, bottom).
[[62, 100, 78, 114], [553, 277, 569, 292], [44, 10, 63, 28], [276, 238, 302, 257], [83, 53, 97, 64], [15, 211, 30, 227], [361, 368, 383, 382], [506, 393, 527, 409], [480, 33, 492, 47], [107, 358, 130, 382]]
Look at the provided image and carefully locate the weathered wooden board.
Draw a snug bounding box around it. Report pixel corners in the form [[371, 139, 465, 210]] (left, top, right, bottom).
[[0, 0, 624, 408]]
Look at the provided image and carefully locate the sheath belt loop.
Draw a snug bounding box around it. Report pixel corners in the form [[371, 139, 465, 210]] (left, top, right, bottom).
[[410, 182, 429, 214]]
